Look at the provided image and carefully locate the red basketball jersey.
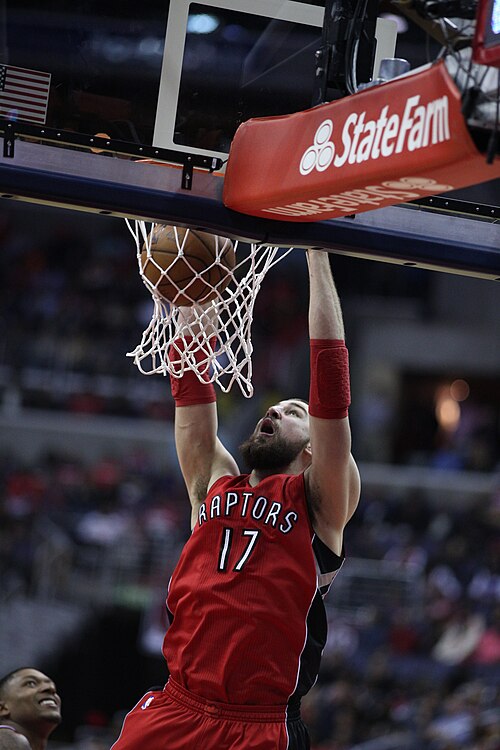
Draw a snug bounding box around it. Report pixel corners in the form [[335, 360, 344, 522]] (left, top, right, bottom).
[[163, 472, 344, 707]]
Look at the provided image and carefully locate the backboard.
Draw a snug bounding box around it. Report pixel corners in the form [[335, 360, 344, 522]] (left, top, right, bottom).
[[153, 0, 397, 162], [1, 0, 395, 157], [0, 0, 499, 279]]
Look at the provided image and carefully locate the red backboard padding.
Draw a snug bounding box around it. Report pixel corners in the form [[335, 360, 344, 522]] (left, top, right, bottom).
[[223, 61, 500, 222]]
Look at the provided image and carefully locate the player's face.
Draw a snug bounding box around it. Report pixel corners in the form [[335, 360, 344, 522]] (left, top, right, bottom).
[[239, 399, 310, 470], [257, 400, 310, 443], [0, 669, 62, 729]]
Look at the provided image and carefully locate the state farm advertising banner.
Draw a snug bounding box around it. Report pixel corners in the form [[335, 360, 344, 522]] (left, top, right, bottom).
[[223, 61, 500, 222]]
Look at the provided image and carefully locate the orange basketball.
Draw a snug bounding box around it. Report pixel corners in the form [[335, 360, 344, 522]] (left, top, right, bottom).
[[140, 225, 236, 306]]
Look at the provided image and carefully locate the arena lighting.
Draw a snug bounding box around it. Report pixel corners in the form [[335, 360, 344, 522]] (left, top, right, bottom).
[[380, 12, 409, 33], [435, 386, 461, 432], [187, 13, 220, 33], [450, 379, 470, 401]]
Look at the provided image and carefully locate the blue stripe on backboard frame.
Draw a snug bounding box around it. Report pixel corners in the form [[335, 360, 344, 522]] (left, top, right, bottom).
[[0, 139, 499, 280]]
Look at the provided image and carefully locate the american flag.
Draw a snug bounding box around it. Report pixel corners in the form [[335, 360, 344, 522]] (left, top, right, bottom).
[[0, 64, 51, 125]]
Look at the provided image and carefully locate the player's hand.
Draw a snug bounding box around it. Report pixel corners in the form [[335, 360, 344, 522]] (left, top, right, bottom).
[[176, 303, 218, 340]]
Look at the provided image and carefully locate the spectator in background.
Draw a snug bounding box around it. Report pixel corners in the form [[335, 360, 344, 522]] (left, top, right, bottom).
[[0, 668, 61, 750], [471, 606, 500, 666], [432, 601, 485, 666]]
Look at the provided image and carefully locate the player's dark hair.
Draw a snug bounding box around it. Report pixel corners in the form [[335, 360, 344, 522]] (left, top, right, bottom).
[[0, 668, 32, 699]]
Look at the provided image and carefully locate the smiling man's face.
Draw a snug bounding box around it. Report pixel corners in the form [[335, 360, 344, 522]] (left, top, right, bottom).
[[0, 669, 62, 730]]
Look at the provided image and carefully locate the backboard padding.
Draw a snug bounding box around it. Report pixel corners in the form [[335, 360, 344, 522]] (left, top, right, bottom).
[[1, 139, 498, 280]]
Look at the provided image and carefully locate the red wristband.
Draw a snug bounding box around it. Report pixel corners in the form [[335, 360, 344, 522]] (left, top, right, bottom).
[[309, 339, 350, 419], [168, 338, 216, 406]]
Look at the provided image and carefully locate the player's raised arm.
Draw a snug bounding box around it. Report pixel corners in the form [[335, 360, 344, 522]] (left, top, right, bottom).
[[304, 250, 361, 556], [168, 307, 239, 526]]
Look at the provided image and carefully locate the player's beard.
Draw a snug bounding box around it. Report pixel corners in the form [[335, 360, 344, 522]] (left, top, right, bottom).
[[239, 433, 309, 471]]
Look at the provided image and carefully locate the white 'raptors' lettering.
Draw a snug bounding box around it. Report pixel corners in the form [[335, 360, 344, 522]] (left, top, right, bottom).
[[279, 511, 298, 534], [251, 496, 267, 520], [225, 491, 239, 514], [265, 501, 282, 527], [198, 491, 299, 535], [300, 95, 450, 176], [241, 491, 252, 517], [211, 494, 221, 517]]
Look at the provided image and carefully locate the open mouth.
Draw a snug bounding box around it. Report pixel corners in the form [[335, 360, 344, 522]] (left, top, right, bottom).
[[259, 417, 275, 435]]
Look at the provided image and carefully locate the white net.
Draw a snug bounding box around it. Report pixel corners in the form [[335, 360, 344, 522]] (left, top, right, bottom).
[[125, 220, 294, 397], [440, 26, 500, 134]]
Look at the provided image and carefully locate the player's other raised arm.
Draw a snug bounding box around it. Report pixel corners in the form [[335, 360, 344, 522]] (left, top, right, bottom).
[[304, 250, 361, 556], [168, 309, 239, 527]]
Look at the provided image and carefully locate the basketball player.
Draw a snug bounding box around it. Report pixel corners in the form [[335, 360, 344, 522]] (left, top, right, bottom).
[[0, 668, 62, 750], [112, 248, 360, 750]]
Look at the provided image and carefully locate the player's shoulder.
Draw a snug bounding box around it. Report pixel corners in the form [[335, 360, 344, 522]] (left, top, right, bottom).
[[0, 727, 31, 750], [283, 470, 308, 491]]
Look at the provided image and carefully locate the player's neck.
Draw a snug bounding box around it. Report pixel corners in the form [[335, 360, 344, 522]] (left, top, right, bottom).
[[248, 463, 298, 486], [20, 725, 50, 750]]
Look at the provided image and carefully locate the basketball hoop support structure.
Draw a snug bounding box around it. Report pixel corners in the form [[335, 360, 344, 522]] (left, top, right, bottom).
[[223, 62, 500, 222], [0, 130, 498, 278], [313, 0, 379, 104]]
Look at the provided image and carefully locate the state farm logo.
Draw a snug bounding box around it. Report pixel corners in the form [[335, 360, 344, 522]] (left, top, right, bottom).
[[300, 120, 335, 175], [299, 94, 451, 176]]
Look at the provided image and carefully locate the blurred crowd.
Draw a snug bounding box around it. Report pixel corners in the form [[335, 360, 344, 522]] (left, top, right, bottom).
[[1, 208, 498, 472], [0, 448, 188, 600], [303, 485, 500, 749], [0, 211, 151, 416], [0, 209, 310, 420]]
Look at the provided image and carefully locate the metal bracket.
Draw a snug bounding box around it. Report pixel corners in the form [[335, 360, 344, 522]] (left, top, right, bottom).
[[3, 122, 15, 158], [411, 195, 499, 219], [182, 158, 194, 190], [313, 0, 379, 105], [0, 119, 225, 171]]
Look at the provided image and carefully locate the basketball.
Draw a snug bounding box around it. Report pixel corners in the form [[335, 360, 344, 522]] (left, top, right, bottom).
[[140, 225, 236, 306]]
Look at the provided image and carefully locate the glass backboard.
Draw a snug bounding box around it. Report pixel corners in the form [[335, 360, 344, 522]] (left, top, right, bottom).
[[0, 0, 498, 279]]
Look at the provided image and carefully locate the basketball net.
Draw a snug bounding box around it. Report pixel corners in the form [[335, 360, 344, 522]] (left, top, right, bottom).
[[124, 220, 293, 397]]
